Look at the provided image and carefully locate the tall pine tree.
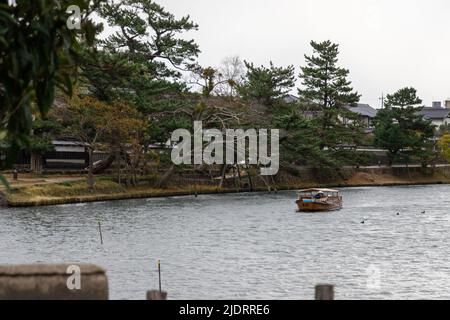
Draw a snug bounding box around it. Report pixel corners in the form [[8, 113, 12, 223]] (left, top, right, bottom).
[[79, 0, 201, 147], [298, 40, 362, 151], [299, 40, 360, 109]]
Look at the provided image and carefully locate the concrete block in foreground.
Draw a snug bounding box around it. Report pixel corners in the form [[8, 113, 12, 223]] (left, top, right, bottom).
[[0, 264, 108, 300]]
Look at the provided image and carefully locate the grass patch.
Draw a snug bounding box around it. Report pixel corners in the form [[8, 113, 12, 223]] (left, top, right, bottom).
[[8, 179, 125, 202], [58, 181, 73, 187], [6, 178, 225, 207]]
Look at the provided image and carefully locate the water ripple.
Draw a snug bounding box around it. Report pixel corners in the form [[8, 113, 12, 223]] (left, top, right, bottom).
[[0, 185, 449, 299]]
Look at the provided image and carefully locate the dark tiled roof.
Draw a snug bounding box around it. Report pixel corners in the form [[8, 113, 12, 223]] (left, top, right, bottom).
[[343, 104, 378, 118], [283, 94, 299, 103], [418, 107, 450, 120]]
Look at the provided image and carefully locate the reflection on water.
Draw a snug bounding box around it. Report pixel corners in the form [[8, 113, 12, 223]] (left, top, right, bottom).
[[0, 185, 449, 299]]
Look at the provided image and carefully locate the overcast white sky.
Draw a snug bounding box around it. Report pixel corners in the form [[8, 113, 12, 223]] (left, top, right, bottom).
[[146, 0, 450, 108]]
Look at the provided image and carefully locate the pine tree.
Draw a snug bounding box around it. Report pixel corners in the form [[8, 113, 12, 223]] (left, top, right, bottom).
[[298, 40, 362, 151], [79, 0, 201, 146], [373, 87, 435, 166], [384, 87, 422, 108], [99, 0, 200, 79], [275, 109, 340, 169], [29, 114, 63, 174], [298, 40, 360, 109], [238, 61, 295, 106]]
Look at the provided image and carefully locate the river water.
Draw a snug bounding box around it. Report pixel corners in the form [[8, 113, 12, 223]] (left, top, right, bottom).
[[0, 185, 449, 300]]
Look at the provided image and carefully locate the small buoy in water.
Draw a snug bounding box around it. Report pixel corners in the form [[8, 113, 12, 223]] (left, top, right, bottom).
[[397, 212, 400, 216], [421, 210, 425, 214]]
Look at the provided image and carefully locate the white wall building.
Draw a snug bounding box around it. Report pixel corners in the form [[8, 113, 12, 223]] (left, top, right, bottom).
[[419, 100, 450, 128]]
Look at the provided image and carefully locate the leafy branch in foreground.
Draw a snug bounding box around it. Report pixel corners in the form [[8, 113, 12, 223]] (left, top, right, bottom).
[[0, 0, 100, 185]]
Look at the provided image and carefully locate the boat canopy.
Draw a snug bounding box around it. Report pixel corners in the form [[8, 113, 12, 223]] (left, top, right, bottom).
[[298, 188, 340, 193]]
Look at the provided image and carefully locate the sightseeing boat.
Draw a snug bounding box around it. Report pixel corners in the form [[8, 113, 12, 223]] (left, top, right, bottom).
[[296, 188, 343, 212]]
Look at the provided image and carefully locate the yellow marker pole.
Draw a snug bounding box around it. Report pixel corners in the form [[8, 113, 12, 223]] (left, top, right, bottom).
[[158, 260, 161, 292], [97, 219, 103, 245]]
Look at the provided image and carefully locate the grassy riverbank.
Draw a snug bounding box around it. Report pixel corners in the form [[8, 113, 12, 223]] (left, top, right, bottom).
[[3, 167, 450, 207]]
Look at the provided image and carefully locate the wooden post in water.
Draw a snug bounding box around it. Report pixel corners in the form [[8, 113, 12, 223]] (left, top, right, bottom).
[[147, 290, 167, 300], [97, 220, 103, 245], [315, 284, 334, 300]]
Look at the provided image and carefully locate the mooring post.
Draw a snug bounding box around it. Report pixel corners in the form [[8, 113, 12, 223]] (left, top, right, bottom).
[[315, 284, 334, 300], [146, 290, 167, 300]]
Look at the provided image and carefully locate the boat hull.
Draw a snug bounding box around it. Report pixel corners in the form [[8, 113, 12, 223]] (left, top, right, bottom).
[[296, 199, 342, 212]]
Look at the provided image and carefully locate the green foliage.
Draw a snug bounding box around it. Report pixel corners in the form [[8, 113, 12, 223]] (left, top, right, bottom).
[[437, 123, 450, 136], [238, 61, 295, 106], [29, 115, 63, 153], [298, 40, 360, 109], [1, 0, 440, 184], [275, 108, 341, 169], [58, 181, 74, 187], [99, 0, 200, 79], [316, 108, 365, 150], [79, 48, 137, 102], [0, 0, 98, 153], [384, 87, 422, 108], [296, 40, 363, 154], [77, 0, 200, 146], [438, 134, 450, 162], [0, 173, 8, 191], [373, 89, 435, 166], [0, 0, 99, 186]]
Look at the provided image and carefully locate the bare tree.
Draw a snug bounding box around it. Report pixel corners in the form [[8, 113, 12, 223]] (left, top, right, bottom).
[[188, 65, 228, 97], [187, 56, 246, 97], [214, 56, 246, 96]]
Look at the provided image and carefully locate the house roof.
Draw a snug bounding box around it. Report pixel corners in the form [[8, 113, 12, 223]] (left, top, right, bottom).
[[418, 107, 450, 120], [283, 94, 299, 103], [52, 140, 86, 146], [343, 104, 378, 118]]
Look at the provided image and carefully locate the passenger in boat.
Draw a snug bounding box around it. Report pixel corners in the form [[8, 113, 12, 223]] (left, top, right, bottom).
[[314, 191, 324, 200]]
